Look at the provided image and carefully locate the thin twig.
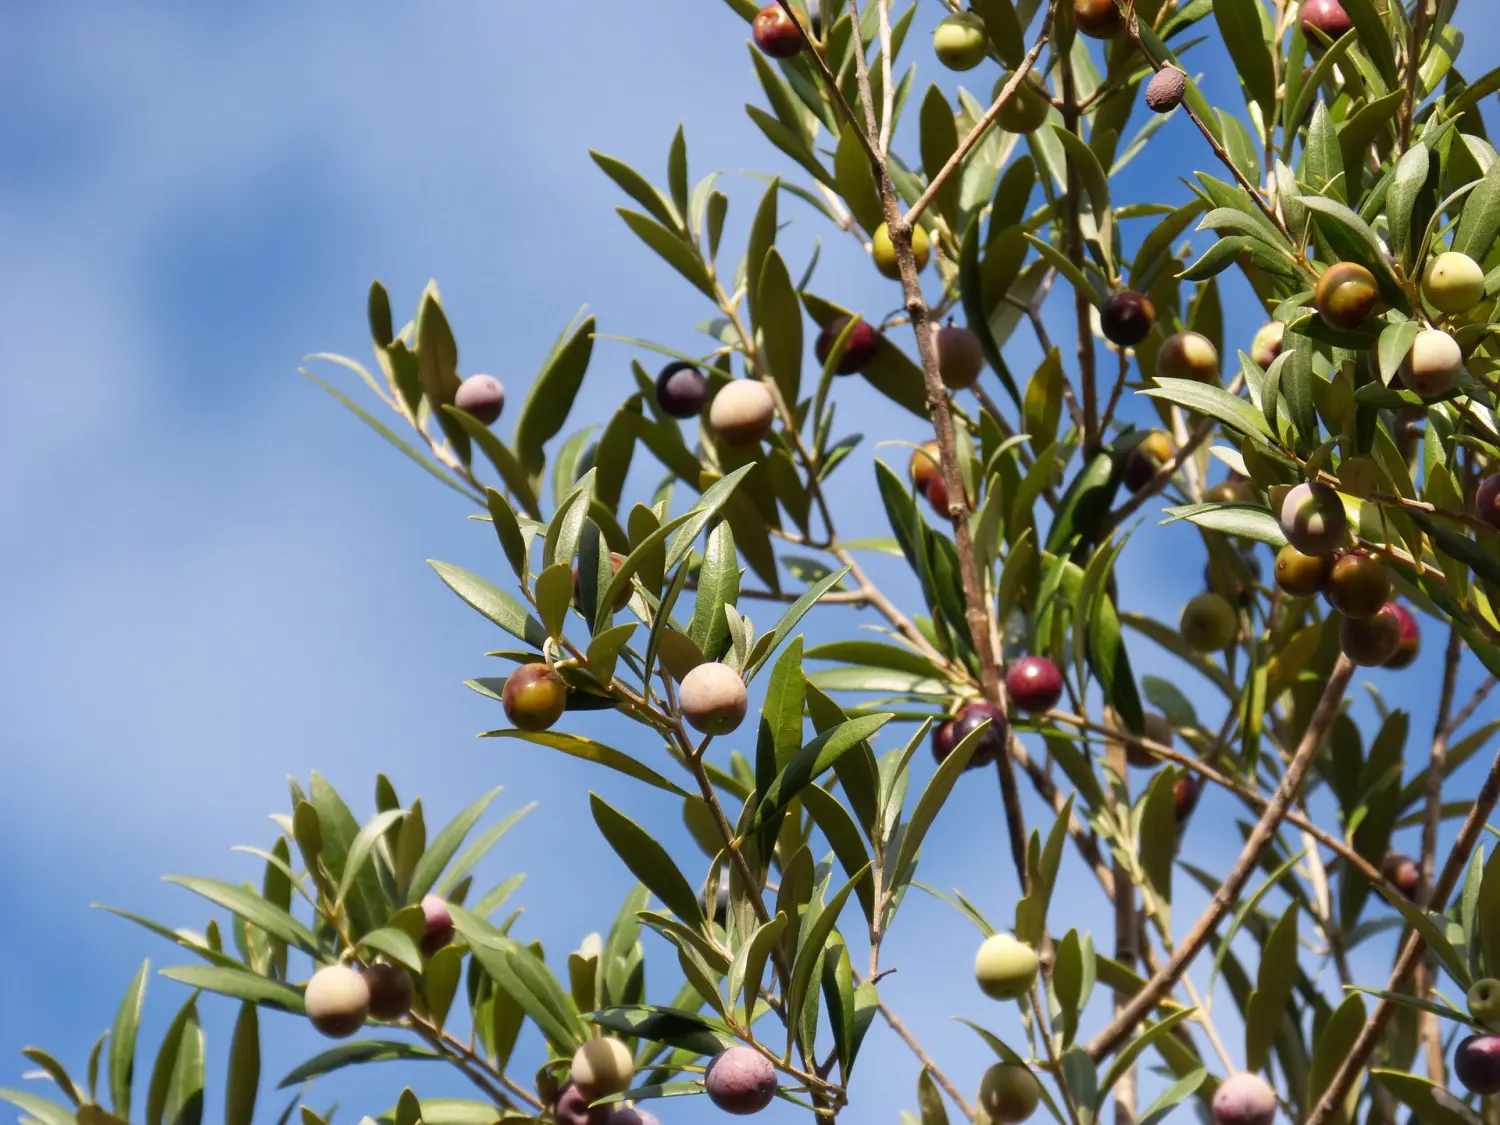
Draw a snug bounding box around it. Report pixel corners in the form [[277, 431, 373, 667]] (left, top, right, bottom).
[[1085, 655, 1355, 1061], [855, 971, 975, 1120], [1305, 733, 1500, 1125]]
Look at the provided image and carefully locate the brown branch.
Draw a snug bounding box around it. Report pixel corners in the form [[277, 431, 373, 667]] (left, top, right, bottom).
[[1415, 626, 1462, 1084], [845, 0, 1032, 889], [1085, 655, 1356, 1062], [1099, 415, 1216, 536], [1448, 675, 1498, 736], [1305, 733, 1500, 1125], [1059, 43, 1100, 457], [855, 970, 975, 1121], [905, 17, 1057, 226]]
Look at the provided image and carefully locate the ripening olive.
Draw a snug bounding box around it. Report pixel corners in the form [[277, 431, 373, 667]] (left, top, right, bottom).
[[974, 933, 1040, 1001], [421, 894, 455, 954], [1073, 0, 1123, 39], [455, 375, 506, 426], [362, 963, 414, 1021], [1398, 328, 1462, 398], [978, 1063, 1042, 1123], [994, 72, 1052, 133], [1325, 551, 1391, 618], [571, 1038, 635, 1100], [815, 316, 881, 375], [1173, 774, 1202, 822], [872, 222, 931, 279], [1423, 250, 1486, 314], [1103, 706, 1173, 769], [1180, 592, 1238, 652], [1274, 543, 1333, 597], [1339, 604, 1403, 666], [946, 702, 1008, 767], [705, 1046, 778, 1115], [1144, 67, 1186, 113], [1250, 321, 1284, 369], [1477, 473, 1500, 531], [1210, 1072, 1277, 1125], [574, 553, 632, 613], [1005, 656, 1063, 714], [304, 964, 371, 1039], [1124, 431, 1174, 492], [924, 471, 952, 514], [554, 1084, 612, 1125], [1314, 261, 1379, 331], [503, 662, 568, 732], [1383, 603, 1421, 669], [1382, 850, 1420, 898], [910, 440, 942, 494], [1279, 481, 1348, 555], [1156, 331, 1220, 383], [612, 1108, 660, 1125], [934, 12, 989, 70], [709, 380, 777, 446], [935, 324, 985, 389], [655, 362, 708, 418], [752, 3, 807, 57], [1456, 1035, 1500, 1096], [1101, 290, 1156, 347], [679, 662, 749, 735]]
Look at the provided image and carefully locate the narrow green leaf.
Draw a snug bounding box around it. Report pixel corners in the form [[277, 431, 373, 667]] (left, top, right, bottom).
[[590, 795, 706, 929], [224, 1004, 259, 1125], [110, 960, 150, 1118]]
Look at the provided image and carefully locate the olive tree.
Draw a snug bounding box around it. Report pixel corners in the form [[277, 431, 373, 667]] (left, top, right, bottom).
[[9, 1, 1500, 1124]]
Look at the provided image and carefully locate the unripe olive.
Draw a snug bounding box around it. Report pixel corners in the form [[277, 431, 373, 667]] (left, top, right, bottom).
[[1005, 656, 1063, 714], [815, 316, 881, 375], [709, 380, 777, 446], [1456, 1034, 1500, 1096], [1210, 1072, 1277, 1125], [679, 662, 749, 735], [304, 964, 371, 1039], [361, 962, 414, 1021], [909, 441, 942, 494], [1477, 473, 1500, 531], [933, 12, 989, 71], [1274, 543, 1333, 597], [1469, 978, 1500, 1022], [994, 72, 1052, 133], [1383, 603, 1421, 669], [1397, 328, 1462, 398], [978, 1062, 1042, 1123], [935, 325, 985, 389], [1249, 321, 1284, 369], [655, 362, 708, 419], [1314, 261, 1379, 331], [1325, 551, 1390, 618], [1101, 290, 1156, 347], [872, 222, 931, 279], [1423, 250, 1486, 314], [1204, 475, 1252, 504], [704, 1046, 777, 1115], [974, 933, 1040, 1000], [1156, 331, 1220, 383], [1144, 67, 1186, 113], [554, 1084, 612, 1125], [1278, 481, 1348, 556], [421, 894, 455, 954], [503, 663, 568, 732], [1073, 0, 1123, 39], [1339, 603, 1403, 666], [752, 3, 807, 57], [571, 1038, 635, 1100], [1180, 592, 1238, 652], [455, 375, 506, 426], [1124, 431, 1174, 492]]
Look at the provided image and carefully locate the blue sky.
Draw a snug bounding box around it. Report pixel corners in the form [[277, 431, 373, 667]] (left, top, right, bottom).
[[3, 3, 1499, 1124]]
